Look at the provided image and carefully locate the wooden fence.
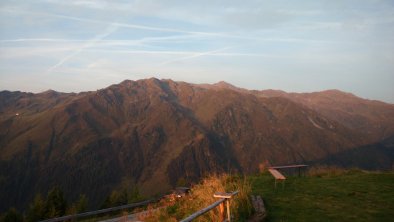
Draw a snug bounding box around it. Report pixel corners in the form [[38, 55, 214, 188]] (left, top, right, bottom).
[[180, 191, 238, 222], [39, 199, 155, 222], [41, 190, 239, 222]]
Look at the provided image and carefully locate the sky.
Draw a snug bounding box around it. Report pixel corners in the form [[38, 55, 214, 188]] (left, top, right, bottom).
[[0, 0, 393, 103]]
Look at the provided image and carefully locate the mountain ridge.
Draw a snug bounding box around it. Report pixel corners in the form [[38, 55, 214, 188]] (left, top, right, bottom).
[[5, 78, 393, 104]]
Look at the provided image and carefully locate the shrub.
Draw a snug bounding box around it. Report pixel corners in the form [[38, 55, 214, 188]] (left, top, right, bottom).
[[144, 173, 253, 222]]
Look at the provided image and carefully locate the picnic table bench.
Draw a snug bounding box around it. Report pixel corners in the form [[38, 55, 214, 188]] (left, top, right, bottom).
[[268, 168, 286, 180], [268, 164, 308, 188], [268, 168, 286, 188]]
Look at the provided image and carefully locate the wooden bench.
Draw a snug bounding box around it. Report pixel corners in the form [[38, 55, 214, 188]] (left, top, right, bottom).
[[268, 164, 308, 188], [268, 168, 286, 180], [268, 168, 286, 188], [270, 164, 308, 176]]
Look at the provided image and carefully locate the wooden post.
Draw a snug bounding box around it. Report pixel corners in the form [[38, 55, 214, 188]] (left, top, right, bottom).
[[218, 201, 225, 222], [214, 191, 238, 222], [226, 199, 231, 222]]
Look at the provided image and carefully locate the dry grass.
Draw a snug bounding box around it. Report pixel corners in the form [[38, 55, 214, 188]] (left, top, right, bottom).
[[144, 174, 253, 222]]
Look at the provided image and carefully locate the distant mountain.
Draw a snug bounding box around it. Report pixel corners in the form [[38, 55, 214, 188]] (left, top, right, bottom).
[[1, 78, 393, 212], [312, 135, 394, 170], [257, 89, 394, 141], [197, 81, 246, 92]]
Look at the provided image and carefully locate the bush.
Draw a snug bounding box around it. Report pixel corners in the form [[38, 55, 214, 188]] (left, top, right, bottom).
[[144, 174, 253, 222]]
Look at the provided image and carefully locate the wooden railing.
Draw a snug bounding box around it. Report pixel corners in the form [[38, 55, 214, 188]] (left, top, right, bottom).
[[180, 191, 238, 222], [39, 199, 155, 222]]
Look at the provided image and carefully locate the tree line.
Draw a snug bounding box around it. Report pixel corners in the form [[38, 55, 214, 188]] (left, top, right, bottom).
[[0, 187, 86, 222], [0, 186, 142, 222]]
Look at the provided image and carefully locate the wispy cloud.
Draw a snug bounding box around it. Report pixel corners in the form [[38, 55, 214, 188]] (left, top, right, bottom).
[[47, 24, 118, 72]]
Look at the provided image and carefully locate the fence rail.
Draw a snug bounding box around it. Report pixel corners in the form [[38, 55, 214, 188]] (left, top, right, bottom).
[[180, 199, 226, 222], [41, 190, 239, 222], [40, 199, 154, 222], [180, 191, 238, 222]]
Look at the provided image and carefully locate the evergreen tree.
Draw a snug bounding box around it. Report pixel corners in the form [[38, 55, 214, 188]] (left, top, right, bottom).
[[100, 196, 112, 209], [118, 189, 128, 205], [26, 194, 46, 222], [45, 187, 67, 218], [100, 185, 142, 209], [128, 186, 141, 203], [0, 208, 23, 222], [68, 194, 88, 214]]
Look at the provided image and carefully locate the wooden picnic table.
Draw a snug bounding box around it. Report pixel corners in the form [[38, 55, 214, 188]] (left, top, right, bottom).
[[269, 164, 308, 177], [268, 164, 309, 188]]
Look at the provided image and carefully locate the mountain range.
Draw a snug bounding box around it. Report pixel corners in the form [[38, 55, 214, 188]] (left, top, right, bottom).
[[1, 78, 393, 212]]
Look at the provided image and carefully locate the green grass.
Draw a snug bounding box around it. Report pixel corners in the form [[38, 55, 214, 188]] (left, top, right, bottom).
[[250, 169, 394, 222]]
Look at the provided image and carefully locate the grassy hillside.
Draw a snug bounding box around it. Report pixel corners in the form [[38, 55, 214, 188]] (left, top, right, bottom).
[[251, 168, 394, 222]]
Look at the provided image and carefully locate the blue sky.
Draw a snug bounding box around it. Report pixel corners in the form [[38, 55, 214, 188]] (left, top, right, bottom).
[[0, 0, 393, 103]]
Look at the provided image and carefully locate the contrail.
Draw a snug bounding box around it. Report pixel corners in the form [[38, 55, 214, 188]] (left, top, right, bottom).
[[0, 36, 336, 44], [0, 8, 343, 43], [47, 24, 118, 72], [0, 38, 72, 42], [0, 34, 207, 49], [159, 47, 233, 65], [0, 8, 226, 37], [86, 49, 286, 58]]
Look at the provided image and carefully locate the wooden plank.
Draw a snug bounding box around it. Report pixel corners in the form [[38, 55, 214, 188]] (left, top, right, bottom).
[[269, 164, 308, 169], [268, 169, 286, 180], [213, 191, 239, 199], [180, 199, 225, 222]]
